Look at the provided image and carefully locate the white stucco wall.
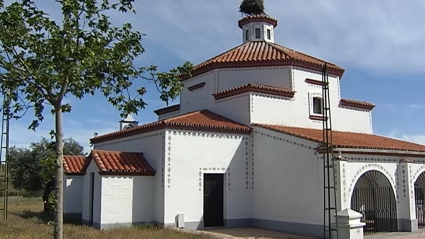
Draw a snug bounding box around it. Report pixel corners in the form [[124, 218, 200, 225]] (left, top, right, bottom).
[[251, 68, 372, 133], [242, 22, 275, 43], [216, 67, 292, 91], [211, 94, 251, 125], [163, 64, 372, 135], [179, 71, 216, 115], [82, 161, 102, 226], [158, 109, 181, 121], [177, 67, 291, 120], [100, 176, 155, 227], [251, 126, 324, 237], [63, 175, 84, 215], [164, 130, 250, 228], [94, 130, 165, 224]]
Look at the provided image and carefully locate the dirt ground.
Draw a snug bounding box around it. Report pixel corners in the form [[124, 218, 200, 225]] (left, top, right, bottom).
[[0, 197, 212, 239]]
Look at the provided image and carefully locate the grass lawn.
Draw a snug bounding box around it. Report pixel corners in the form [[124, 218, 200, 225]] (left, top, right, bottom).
[[0, 197, 212, 239]]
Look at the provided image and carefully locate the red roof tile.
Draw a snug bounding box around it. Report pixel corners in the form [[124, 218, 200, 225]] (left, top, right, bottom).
[[255, 124, 425, 153], [340, 99, 375, 111], [63, 155, 87, 175], [238, 15, 278, 28], [91, 110, 252, 144], [181, 41, 344, 80], [88, 150, 155, 176], [213, 83, 295, 100]]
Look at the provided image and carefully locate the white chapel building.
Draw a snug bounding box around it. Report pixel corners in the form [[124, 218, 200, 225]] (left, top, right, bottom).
[[62, 14, 425, 237]]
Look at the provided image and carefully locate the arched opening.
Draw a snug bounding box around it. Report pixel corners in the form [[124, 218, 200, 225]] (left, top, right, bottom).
[[414, 172, 425, 228], [350, 170, 397, 234]]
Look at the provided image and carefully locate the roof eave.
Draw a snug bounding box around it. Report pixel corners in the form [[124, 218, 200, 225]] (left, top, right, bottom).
[[181, 60, 345, 82], [334, 147, 425, 158], [64, 172, 86, 176], [213, 84, 295, 100], [154, 105, 181, 116], [90, 123, 166, 144], [90, 124, 252, 144], [98, 171, 155, 176]]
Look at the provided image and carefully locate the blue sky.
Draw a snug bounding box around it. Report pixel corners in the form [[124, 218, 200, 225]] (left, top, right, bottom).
[[5, 0, 425, 153]]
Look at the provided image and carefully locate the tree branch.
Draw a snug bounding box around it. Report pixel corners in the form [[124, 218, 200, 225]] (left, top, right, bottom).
[[8, 47, 54, 102]]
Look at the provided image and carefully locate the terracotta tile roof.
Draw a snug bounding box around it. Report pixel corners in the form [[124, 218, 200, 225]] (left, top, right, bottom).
[[213, 83, 295, 100], [238, 14, 278, 28], [63, 155, 87, 175], [91, 110, 252, 143], [255, 124, 425, 153], [181, 41, 344, 80], [86, 150, 155, 176], [340, 99, 375, 111], [154, 104, 180, 115]]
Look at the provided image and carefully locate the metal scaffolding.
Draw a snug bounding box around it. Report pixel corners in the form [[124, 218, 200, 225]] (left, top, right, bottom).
[[322, 63, 338, 239], [0, 93, 10, 220]]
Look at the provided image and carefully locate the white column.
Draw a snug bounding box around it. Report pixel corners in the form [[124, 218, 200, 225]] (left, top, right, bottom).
[[336, 209, 366, 239], [335, 158, 348, 212], [398, 160, 418, 231]]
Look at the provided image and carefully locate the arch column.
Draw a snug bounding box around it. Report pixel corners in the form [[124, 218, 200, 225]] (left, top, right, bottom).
[[335, 158, 347, 212], [398, 160, 418, 232]]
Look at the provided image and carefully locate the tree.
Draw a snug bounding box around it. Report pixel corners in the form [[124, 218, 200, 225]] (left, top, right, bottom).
[[8, 137, 84, 213], [239, 0, 265, 16], [0, 1, 192, 238], [62, 138, 85, 156]]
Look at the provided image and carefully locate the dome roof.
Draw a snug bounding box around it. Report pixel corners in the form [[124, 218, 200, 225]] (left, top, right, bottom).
[[181, 41, 344, 81]]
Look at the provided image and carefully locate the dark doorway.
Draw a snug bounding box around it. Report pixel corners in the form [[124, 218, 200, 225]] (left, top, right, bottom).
[[350, 170, 397, 235], [89, 172, 94, 226], [415, 186, 425, 228], [203, 174, 224, 227], [414, 172, 425, 229]]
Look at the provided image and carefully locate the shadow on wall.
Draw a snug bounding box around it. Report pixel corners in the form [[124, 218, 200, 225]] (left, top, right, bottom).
[[64, 176, 84, 224], [131, 175, 155, 227]]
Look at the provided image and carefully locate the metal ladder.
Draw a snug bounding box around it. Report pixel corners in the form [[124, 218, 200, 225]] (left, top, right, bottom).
[[0, 93, 10, 220], [322, 63, 338, 239]]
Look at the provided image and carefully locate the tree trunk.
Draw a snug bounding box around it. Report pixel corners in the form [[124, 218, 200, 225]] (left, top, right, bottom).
[[53, 104, 64, 239]]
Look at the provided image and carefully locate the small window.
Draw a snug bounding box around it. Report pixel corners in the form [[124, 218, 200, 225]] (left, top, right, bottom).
[[255, 28, 261, 38], [267, 29, 271, 40], [245, 30, 249, 41], [313, 97, 323, 114]]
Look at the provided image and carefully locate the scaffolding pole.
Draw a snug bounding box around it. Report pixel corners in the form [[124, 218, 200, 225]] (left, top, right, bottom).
[[322, 63, 338, 239], [0, 93, 10, 220]]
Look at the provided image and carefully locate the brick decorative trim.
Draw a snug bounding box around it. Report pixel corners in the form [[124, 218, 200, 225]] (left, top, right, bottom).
[[99, 171, 155, 176], [309, 115, 327, 121], [340, 99, 375, 111], [238, 15, 278, 28], [188, 82, 206, 91], [213, 83, 295, 100], [305, 78, 325, 86], [154, 105, 180, 116]]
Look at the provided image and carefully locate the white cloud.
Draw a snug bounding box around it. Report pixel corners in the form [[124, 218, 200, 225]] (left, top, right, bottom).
[[5, 0, 425, 74], [409, 104, 425, 109], [385, 129, 425, 146], [131, 0, 425, 74]]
